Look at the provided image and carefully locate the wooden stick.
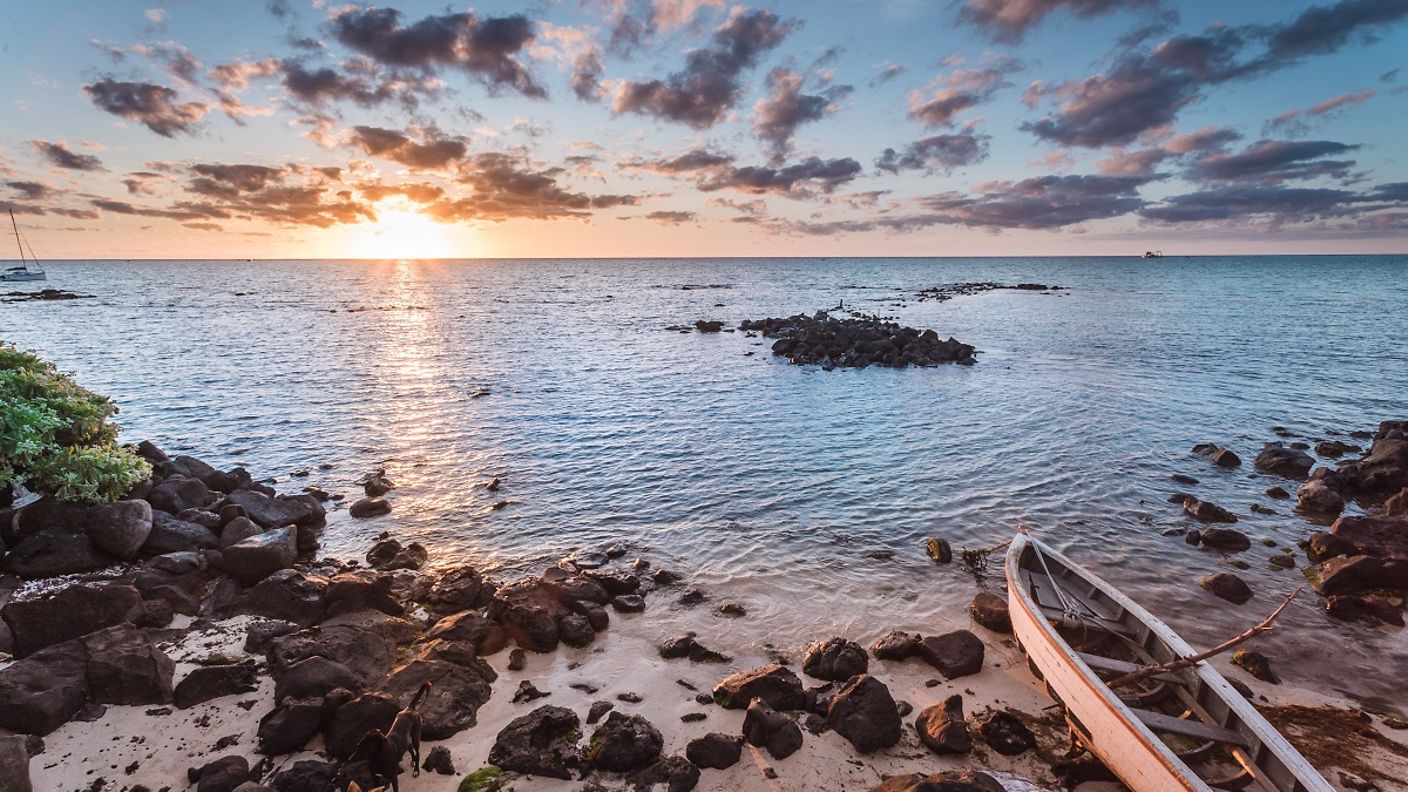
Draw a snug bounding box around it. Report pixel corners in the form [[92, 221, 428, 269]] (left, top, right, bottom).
[[1106, 588, 1302, 689]]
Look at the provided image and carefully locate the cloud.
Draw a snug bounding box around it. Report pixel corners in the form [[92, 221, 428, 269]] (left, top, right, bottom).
[[132, 42, 203, 86], [347, 126, 468, 170], [83, 78, 209, 137], [328, 7, 545, 98], [1185, 139, 1359, 184], [870, 62, 906, 87], [921, 173, 1153, 229], [357, 182, 445, 203], [30, 140, 105, 171], [1024, 3, 1408, 148], [122, 171, 165, 195], [95, 163, 375, 228], [907, 61, 1017, 127], [1140, 184, 1362, 225], [210, 57, 281, 93], [6, 181, 54, 200], [959, 0, 1161, 43], [875, 132, 990, 174], [145, 8, 166, 25], [1263, 90, 1374, 136], [627, 148, 861, 196], [187, 163, 289, 198], [611, 8, 793, 128], [754, 68, 850, 161], [421, 152, 640, 222], [279, 60, 437, 109], [1095, 125, 1241, 176], [642, 210, 699, 224]]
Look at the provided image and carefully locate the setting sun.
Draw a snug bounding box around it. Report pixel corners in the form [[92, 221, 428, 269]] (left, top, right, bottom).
[[344, 198, 463, 259]]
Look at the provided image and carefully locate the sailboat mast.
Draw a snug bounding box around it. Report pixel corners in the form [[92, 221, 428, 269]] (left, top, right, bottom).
[[9, 210, 24, 265]]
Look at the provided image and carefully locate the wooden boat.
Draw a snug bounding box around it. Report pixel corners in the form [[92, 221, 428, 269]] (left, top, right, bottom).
[[1006, 533, 1332, 792]]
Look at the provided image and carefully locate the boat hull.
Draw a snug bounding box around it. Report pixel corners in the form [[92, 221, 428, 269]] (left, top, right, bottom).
[[0, 271, 46, 282]]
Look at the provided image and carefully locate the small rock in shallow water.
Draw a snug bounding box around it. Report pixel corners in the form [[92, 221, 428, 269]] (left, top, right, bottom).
[[1269, 555, 1295, 569], [1251, 504, 1275, 515], [1184, 498, 1238, 523], [348, 497, 390, 518], [869, 630, 921, 661], [1232, 648, 1279, 683], [680, 712, 706, 723], [1199, 527, 1251, 551], [1171, 473, 1199, 485], [716, 602, 746, 617], [611, 595, 646, 613], [512, 681, 549, 704], [926, 537, 953, 564], [1265, 486, 1290, 499], [677, 588, 707, 606], [1200, 573, 1253, 604]]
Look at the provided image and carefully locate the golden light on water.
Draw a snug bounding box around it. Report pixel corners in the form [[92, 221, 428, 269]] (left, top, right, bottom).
[[343, 198, 461, 260]]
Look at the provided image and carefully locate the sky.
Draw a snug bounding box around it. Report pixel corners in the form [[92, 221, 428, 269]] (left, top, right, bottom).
[[1, 0, 1406, 259]]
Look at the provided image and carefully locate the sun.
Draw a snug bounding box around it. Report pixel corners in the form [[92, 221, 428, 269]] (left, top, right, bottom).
[[343, 198, 462, 259]]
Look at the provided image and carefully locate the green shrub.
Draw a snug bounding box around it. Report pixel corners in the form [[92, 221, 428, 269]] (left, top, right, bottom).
[[0, 343, 150, 503]]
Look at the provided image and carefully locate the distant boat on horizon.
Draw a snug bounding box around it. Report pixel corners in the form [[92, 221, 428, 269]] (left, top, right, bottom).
[[3, 209, 47, 282], [1141, 250, 1164, 259]]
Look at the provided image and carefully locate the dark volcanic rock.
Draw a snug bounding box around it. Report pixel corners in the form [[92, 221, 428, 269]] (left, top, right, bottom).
[[348, 497, 391, 518], [325, 691, 400, 759], [801, 637, 869, 681], [1194, 444, 1241, 468], [257, 698, 322, 754], [918, 630, 985, 679], [1316, 555, 1408, 596], [1255, 443, 1315, 478], [223, 489, 325, 529], [143, 512, 219, 554], [2, 583, 143, 658], [237, 569, 327, 626], [488, 705, 581, 780], [1265, 486, 1290, 499], [174, 663, 259, 709], [1326, 595, 1405, 626], [1330, 515, 1408, 560], [223, 527, 297, 585], [916, 694, 971, 755], [1183, 498, 1238, 523], [425, 564, 486, 613], [969, 592, 1011, 633], [868, 770, 1025, 792], [84, 500, 153, 560], [869, 630, 921, 661], [269, 759, 338, 792], [1, 529, 113, 578], [590, 711, 665, 772], [0, 735, 33, 792], [712, 663, 805, 710], [1200, 573, 1253, 604], [742, 699, 803, 759], [423, 610, 507, 656], [191, 755, 249, 792], [827, 674, 902, 753], [686, 732, 743, 769], [1297, 479, 1345, 515], [977, 710, 1036, 755], [0, 640, 90, 734], [1199, 527, 1251, 552], [382, 658, 496, 739], [631, 756, 701, 792], [659, 634, 730, 663], [1232, 649, 1279, 683], [423, 745, 455, 775], [742, 311, 977, 369], [148, 476, 214, 514]]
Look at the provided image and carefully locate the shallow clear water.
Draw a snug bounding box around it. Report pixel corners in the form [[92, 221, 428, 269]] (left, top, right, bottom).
[[4, 256, 1407, 707]]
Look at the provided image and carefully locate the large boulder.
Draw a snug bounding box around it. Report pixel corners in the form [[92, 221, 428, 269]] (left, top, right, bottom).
[[2, 583, 144, 658], [919, 631, 985, 679], [712, 663, 806, 710], [148, 476, 214, 514], [191, 755, 250, 792], [223, 528, 297, 585], [1254, 443, 1315, 479], [324, 692, 400, 759], [274, 657, 362, 703], [257, 698, 323, 755], [742, 699, 803, 759], [827, 674, 901, 753], [1330, 515, 1408, 560], [222, 489, 326, 529], [2, 530, 113, 578], [1315, 555, 1408, 596], [869, 630, 921, 661], [425, 565, 486, 613], [588, 711, 664, 772], [488, 705, 581, 780], [83, 500, 153, 560], [0, 735, 32, 792], [236, 569, 327, 626], [381, 658, 495, 739], [422, 610, 507, 655], [0, 639, 90, 734], [685, 733, 743, 769], [488, 580, 566, 653], [142, 512, 219, 555], [1296, 479, 1345, 516], [324, 571, 404, 618], [916, 694, 972, 755], [801, 637, 869, 681], [1345, 426, 1408, 495], [174, 663, 260, 709], [219, 516, 262, 549], [82, 624, 175, 704]]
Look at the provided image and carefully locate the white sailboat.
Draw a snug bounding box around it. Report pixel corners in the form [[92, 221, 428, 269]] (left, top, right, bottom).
[[2, 210, 47, 282]]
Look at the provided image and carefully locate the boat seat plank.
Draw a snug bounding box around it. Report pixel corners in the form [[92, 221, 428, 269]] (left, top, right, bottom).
[[1076, 652, 1188, 686], [1131, 707, 1247, 746]]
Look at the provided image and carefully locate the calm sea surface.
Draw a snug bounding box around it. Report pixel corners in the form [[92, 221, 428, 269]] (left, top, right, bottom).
[[4, 256, 1407, 706]]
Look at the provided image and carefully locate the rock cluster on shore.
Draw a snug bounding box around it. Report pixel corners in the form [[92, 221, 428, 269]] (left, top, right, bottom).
[[741, 311, 976, 369], [914, 282, 1064, 303]]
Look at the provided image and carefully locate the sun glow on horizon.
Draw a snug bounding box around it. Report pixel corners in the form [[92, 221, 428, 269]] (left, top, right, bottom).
[[342, 198, 464, 260]]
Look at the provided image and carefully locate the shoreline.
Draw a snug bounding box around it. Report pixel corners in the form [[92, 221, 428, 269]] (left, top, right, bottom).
[[3, 422, 1408, 791]]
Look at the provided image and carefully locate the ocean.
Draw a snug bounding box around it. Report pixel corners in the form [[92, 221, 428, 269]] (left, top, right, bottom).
[[4, 255, 1406, 706]]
